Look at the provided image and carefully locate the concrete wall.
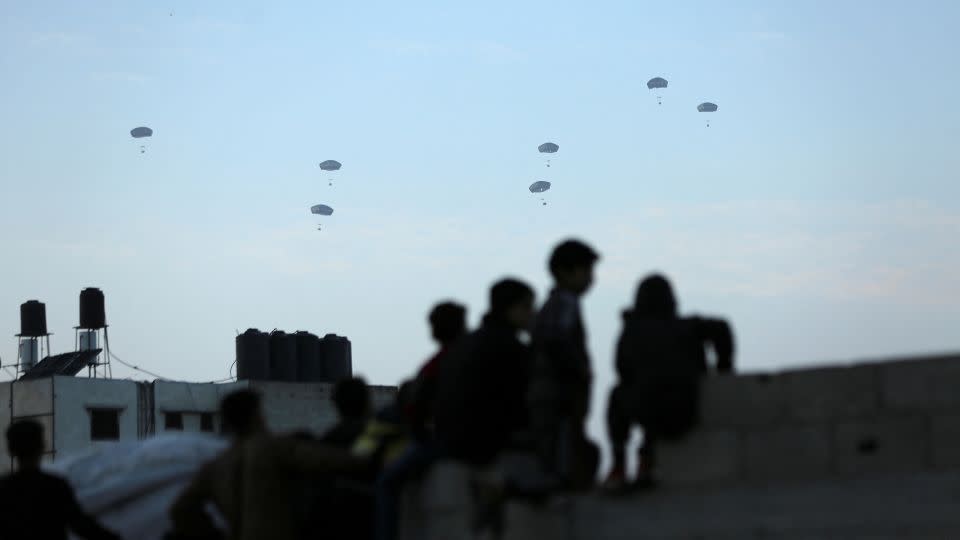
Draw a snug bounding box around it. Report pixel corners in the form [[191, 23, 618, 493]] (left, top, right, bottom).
[[657, 353, 960, 488], [153, 380, 249, 434], [0, 383, 10, 473], [52, 377, 139, 459], [400, 353, 960, 540], [0, 377, 397, 465]]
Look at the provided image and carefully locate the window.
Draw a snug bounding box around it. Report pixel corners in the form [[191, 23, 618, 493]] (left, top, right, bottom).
[[165, 412, 184, 431], [200, 413, 215, 432], [89, 409, 120, 441]]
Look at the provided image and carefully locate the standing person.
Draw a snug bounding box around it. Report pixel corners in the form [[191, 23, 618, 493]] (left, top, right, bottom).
[[434, 279, 536, 467], [530, 239, 601, 490], [603, 274, 734, 491], [169, 389, 364, 540], [374, 301, 467, 540], [0, 420, 121, 540]]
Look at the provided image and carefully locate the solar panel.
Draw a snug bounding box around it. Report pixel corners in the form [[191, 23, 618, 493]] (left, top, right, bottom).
[[20, 349, 102, 380]]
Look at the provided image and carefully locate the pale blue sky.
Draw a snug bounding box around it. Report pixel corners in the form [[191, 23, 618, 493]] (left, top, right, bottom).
[[2, 1, 959, 446]]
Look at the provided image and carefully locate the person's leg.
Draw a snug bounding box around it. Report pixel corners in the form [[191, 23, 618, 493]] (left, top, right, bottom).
[[606, 385, 631, 473], [603, 384, 631, 488], [637, 425, 657, 483]]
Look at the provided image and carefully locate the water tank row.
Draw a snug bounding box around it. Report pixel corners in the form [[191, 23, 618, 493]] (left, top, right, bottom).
[[236, 329, 352, 383], [17, 288, 107, 338]]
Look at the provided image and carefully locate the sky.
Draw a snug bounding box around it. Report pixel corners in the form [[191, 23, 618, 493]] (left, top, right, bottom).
[[1, 1, 959, 452]]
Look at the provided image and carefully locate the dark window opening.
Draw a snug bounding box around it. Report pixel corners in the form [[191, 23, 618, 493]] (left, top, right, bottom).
[[200, 413, 215, 432], [90, 409, 120, 440], [165, 412, 184, 431]]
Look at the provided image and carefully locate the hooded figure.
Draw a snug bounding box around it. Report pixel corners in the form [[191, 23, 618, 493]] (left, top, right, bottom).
[[603, 274, 734, 491]]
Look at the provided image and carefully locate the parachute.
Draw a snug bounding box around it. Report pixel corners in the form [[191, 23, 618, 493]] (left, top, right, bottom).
[[130, 126, 152, 154], [319, 160, 342, 186], [311, 204, 334, 216], [319, 160, 342, 171], [529, 181, 551, 206], [538, 143, 559, 154], [538, 142, 558, 168], [697, 102, 718, 127], [529, 181, 551, 193], [46, 433, 227, 540], [311, 204, 334, 230], [647, 77, 668, 105]]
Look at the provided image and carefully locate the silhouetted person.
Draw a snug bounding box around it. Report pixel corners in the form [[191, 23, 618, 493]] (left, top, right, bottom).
[[435, 278, 536, 466], [410, 301, 468, 439], [321, 376, 373, 448], [603, 274, 734, 490], [530, 239, 601, 490], [0, 420, 121, 540], [306, 377, 375, 540], [169, 390, 363, 540], [374, 301, 468, 540]]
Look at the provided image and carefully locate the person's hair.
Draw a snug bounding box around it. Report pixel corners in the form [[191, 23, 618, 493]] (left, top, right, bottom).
[[634, 274, 677, 318], [220, 390, 263, 437], [6, 420, 43, 461], [548, 239, 599, 278], [428, 302, 467, 344], [489, 278, 535, 318], [333, 377, 370, 419]]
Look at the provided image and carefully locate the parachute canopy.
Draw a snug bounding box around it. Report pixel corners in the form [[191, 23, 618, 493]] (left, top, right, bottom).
[[647, 77, 668, 90], [311, 204, 334, 216], [538, 142, 559, 154], [319, 160, 342, 171], [697, 102, 718, 112], [130, 127, 153, 138], [529, 181, 551, 193]]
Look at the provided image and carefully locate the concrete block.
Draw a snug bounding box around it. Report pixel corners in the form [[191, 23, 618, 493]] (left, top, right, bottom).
[[783, 364, 880, 422], [405, 462, 475, 512], [700, 373, 787, 429], [880, 355, 960, 411], [504, 499, 574, 540], [833, 415, 930, 476], [11, 378, 53, 416], [743, 425, 831, 483], [931, 413, 960, 470], [658, 429, 740, 488]]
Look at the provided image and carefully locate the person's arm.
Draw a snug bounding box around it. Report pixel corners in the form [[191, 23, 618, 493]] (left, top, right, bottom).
[[168, 463, 224, 540], [281, 437, 369, 474], [62, 481, 122, 540], [694, 317, 735, 373]]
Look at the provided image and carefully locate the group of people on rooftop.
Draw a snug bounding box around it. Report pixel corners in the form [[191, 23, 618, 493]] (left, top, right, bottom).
[[1, 238, 734, 540]]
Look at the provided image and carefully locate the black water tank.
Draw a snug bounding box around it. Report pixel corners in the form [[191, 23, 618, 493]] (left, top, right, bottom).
[[236, 329, 269, 381], [295, 331, 323, 382], [320, 334, 352, 383], [19, 300, 47, 337], [269, 331, 298, 382], [79, 287, 106, 329]]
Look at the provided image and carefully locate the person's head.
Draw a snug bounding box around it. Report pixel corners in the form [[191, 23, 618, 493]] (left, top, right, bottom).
[[220, 389, 265, 439], [428, 301, 467, 346], [488, 278, 536, 330], [548, 239, 599, 295], [333, 377, 371, 420], [634, 274, 677, 319], [6, 420, 43, 467]]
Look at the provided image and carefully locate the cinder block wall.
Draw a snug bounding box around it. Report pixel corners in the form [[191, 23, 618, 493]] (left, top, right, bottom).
[[659, 353, 960, 488], [400, 353, 960, 540]]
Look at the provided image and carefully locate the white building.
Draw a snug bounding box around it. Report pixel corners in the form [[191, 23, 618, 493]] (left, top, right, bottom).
[[0, 376, 396, 472]]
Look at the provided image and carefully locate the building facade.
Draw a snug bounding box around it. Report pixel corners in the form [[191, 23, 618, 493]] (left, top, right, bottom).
[[0, 377, 396, 472]]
